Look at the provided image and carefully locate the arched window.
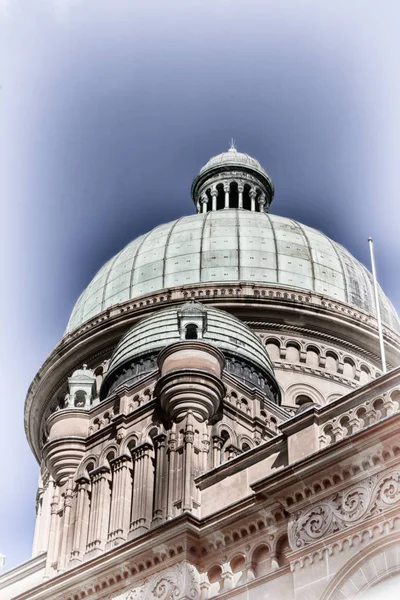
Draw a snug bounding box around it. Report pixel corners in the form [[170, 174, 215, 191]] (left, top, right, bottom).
[[325, 351, 338, 372], [220, 430, 230, 463], [306, 345, 320, 366], [216, 183, 225, 210], [359, 364, 371, 384], [275, 534, 290, 567], [230, 181, 239, 208], [295, 394, 313, 407], [266, 339, 280, 361], [185, 324, 198, 340], [252, 544, 270, 577], [243, 184, 252, 211], [286, 342, 300, 363], [343, 357, 356, 378], [74, 390, 86, 408], [207, 565, 223, 596]]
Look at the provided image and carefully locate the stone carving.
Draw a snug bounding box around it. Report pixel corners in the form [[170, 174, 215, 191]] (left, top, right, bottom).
[[320, 391, 400, 448], [224, 356, 276, 401], [288, 470, 400, 549], [110, 562, 200, 600]]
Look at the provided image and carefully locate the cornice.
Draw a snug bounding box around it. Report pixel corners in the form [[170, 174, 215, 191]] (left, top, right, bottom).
[[251, 411, 400, 499], [195, 434, 286, 490], [0, 553, 46, 591]]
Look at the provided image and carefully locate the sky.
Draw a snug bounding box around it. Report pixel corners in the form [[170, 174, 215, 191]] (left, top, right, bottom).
[[1, 0, 400, 572]]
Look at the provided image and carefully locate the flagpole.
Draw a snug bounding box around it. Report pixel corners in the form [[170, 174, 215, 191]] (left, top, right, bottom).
[[368, 237, 387, 374]]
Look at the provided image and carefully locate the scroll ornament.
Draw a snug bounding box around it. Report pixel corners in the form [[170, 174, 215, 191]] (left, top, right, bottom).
[[288, 470, 400, 550], [110, 561, 200, 600]]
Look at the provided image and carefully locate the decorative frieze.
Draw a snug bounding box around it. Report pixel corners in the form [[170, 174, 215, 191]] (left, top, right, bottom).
[[109, 561, 200, 600], [288, 469, 400, 550]]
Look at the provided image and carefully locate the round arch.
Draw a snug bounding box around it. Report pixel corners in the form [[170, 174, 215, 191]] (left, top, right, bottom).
[[285, 383, 325, 407], [320, 534, 400, 600]]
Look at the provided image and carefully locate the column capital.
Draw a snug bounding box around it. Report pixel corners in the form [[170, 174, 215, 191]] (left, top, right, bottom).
[[168, 433, 177, 451], [201, 439, 210, 453], [131, 441, 153, 459], [109, 454, 132, 471], [50, 490, 59, 514], [154, 433, 167, 446], [90, 465, 110, 483], [212, 435, 223, 449], [184, 430, 195, 445], [258, 193, 266, 211], [75, 475, 90, 487]]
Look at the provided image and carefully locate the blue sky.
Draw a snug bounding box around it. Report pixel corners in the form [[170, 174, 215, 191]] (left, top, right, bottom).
[[1, 0, 400, 570]]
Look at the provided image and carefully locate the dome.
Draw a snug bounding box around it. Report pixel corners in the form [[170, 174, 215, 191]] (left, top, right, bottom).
[[192, 145, 274, 212], [67, 210, 399, 334], [199, 146, 268, 178], [101, 302, 280, 401]]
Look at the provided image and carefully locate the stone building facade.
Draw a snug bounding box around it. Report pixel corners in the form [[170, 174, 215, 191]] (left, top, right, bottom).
[[2, 146, 400, 599]]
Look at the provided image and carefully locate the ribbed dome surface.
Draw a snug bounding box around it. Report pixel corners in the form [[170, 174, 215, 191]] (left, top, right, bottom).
[[106, 304, 276, 383], [67, 210, 399, 333], [199, 147, 268, 177]]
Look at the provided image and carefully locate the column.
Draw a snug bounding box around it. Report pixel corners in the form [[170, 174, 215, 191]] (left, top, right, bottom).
[[258, 193, 266, 213], [212, 435, 223, 468], [250, 188, 257, 212], [32, 476, 44, 556], [86, 466, 111, 557], [220, 563, 235, 591], [183, 417, 194, 512], [152, 434, 167, 526], [238, 183, 244, 209], [226, 445, 239, 460], [211, 189, 218, 211], [201, 194, 208, 213], [243, 561, 256, 581], [166, 430, 177, 520], [223, 183, 230, 208], [201, 432, 210, 472], [69, 476, 90, 566], [129, 443, 154, 537], [32, 472, 53, 557], [58, 476, 74, 572], [107, 454, 132, 548], [44, 485, 59, 579]]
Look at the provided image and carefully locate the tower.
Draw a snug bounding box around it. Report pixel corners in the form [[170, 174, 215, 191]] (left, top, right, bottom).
[[3, 147, 400, 600]]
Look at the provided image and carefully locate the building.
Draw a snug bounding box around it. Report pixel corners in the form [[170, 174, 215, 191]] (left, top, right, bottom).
[[2, 146, 400, 599]]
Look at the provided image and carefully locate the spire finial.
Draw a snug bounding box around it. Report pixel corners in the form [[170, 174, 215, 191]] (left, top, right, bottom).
[[229, 138, 237, 151]]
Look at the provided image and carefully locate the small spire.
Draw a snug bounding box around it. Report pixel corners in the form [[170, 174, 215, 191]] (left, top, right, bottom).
[[229, 138, 237, 151]]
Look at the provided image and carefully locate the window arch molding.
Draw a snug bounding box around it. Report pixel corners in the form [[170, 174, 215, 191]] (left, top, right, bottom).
[[75, 454, 98, 480], [320, 534, 400, 600], [285, 383, 325, 407]]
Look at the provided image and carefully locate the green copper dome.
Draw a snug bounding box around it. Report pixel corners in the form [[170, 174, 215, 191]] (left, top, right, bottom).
[[67, 210, 399, 334], [101, 302, 280, 402]]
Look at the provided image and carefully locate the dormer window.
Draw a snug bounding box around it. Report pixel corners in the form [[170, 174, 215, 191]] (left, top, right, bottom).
[[74, 390, 87, 408], [185, 324, 198, 340]]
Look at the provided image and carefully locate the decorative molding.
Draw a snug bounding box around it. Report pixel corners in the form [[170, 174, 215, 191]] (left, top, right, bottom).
[[288, 469, 400, 550], [109, 561, 200, 600]]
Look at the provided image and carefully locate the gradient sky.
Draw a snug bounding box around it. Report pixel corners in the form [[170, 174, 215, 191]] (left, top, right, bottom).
[[1, 0, 400, 571]]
